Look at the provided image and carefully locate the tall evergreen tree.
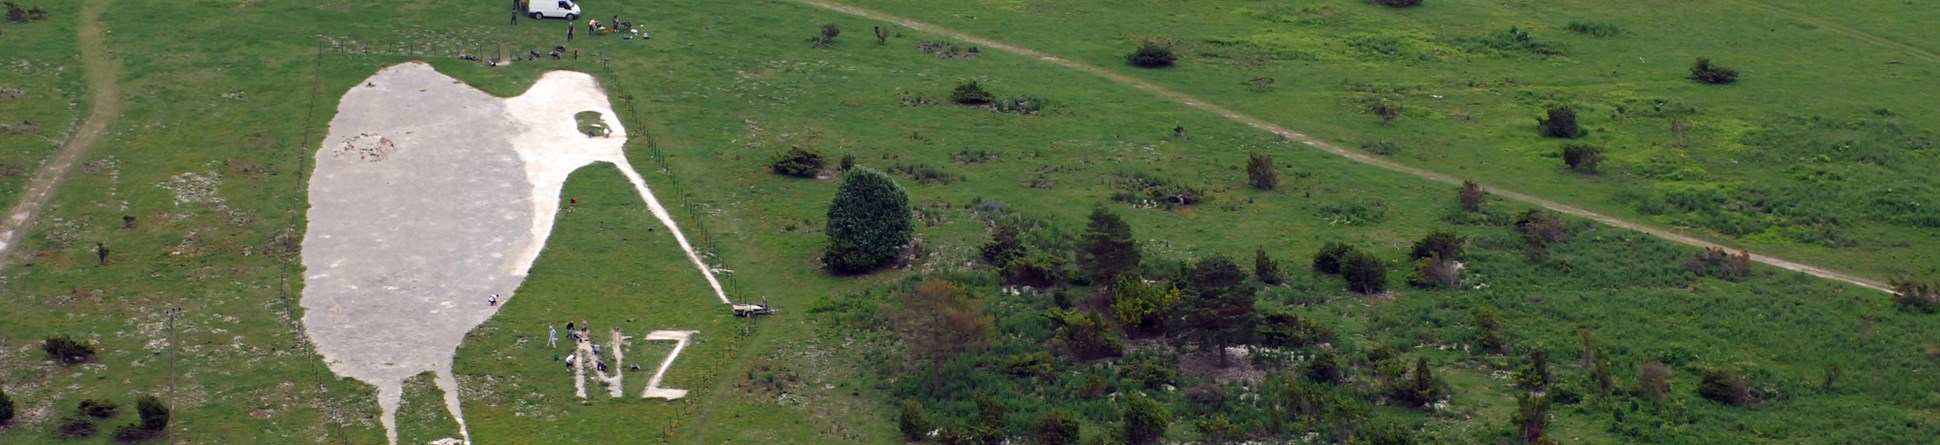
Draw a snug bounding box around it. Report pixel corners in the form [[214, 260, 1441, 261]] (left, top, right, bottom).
[[1175, 255, 1259, 367], [1078, 205, 1140, 285], [823, 168, 913, 274]]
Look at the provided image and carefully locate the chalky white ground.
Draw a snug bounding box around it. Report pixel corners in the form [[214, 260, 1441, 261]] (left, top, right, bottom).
[[300, 63, 728, 445]]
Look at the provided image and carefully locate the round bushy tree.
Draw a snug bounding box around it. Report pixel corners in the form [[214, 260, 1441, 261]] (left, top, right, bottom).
[[1562, 143, 1604, 174], [1312, 241, 1354, 274], [1342, 250, 1387, 294], [823, 168, 912, 274]]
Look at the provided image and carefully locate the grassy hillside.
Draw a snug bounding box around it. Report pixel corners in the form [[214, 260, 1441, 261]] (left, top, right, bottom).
[[1, 0, 1935, 444]]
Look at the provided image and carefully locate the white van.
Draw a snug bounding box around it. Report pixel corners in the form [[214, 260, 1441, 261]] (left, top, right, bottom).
[[526, 0, 581, 20]]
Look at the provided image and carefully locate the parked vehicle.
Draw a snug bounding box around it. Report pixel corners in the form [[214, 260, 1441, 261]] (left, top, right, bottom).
[[526, 0, 581, 20]]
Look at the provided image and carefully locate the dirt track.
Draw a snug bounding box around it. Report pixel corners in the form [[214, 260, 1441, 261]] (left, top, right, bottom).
[[0, 0, 121, 271], [792, 0, 1891, 294]]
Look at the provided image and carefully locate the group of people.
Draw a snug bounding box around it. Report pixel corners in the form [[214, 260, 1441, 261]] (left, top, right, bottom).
[[554, 320, 606, 373]]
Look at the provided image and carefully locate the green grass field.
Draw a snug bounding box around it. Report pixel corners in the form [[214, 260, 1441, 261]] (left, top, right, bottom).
[[1, 0, 1937, 443]]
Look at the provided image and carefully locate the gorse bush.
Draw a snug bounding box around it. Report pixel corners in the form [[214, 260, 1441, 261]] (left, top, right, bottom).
[[43, 334, 95, 365], [136, 395, 168, 432], [951, 81, 995, 105], [1891, 278, 1940, 313], [769, 146, 825, 178], [1313, 242, 1355, 274], [1690, 57, 1739, 84], [899, 399, 933, 441], [1561, 143, 1604, 173], [1698, 369, 1758, 406], [1537, 104, 1586, 138], [1126, 43, 1177, 68], [79, 399, 119, 419]]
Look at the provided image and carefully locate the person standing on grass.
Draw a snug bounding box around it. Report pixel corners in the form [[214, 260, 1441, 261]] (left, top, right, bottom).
[[96, 243, 109, 266], [567, 21, 574, 42], [548, 325, 558, 348]]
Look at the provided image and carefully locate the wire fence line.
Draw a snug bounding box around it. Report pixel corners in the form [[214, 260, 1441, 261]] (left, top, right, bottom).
[[592, 53, 747, 304]]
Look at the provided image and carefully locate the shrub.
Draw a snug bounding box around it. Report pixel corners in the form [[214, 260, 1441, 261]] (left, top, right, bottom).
[[1561, 143, 1604, 173], [812, 23, 841, 46], [1390, 357, 1444, 408], [1001, 252, 1067, 287], [1564, 20, 1623, 38], [57, 414, 97, 438], [1035, 410, 1081, 445], [1408, 256, 1459, 288], [1341, 250, 1387, 294], [1111, 275, 1180, 335], [898, 400, 933, 441], [136, 395, 168, 432], [822, 168, 913, 274], [994, 96, 1048, 115], [1686, 247, 1751, 280], [1698, 369, 1757, 405], [1051, 308, 1121, 360], [1638, 361, 1671, 400], [1512, 394, 1552, 444], [1121, 355, 1177, 388], [1307, 349, 1344, 384], [1120, 392, 1170, 445], [769, 146, 826, 178], [1363, 96, 1403, 124], [1690, 57, 1739, 84], [1126, 43, 1177, 68], [6, 2, 49, 23], [79, 399, 119, 419], [1537, 104, 1586, 138], [1513, 349, 1551, 390], [1362, 139, 1402, 156], [112, 423, 159, 442], [1257, 309, 1337, 348], [1514, 209, 1568, 249], [0, 385, 13, 425], [43, 334, 96, 365], [1458, 180, 1484, 212], [1246, 153, 1277, 191], [1473, 306, 1507, 353], [1464, 26, 1566, 57], [1368, 0, 1423, 7], [1891, 278, 1940, 314], [1312, 242, 1354, 274], [1254, 246, 1284, 285], [980, 223, 1025, 266], [951, 81, 995, 105], [1194, 415, 1245, 445], [1409, 231, 1464, 260]]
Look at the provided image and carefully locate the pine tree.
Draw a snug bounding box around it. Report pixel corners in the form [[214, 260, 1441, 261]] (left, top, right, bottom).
[[1175, 255, 1259, 367], [898, 400, 933, 441], [822, 168, 913, 274], [1121, 392, 1170, 445], [1078, 205, 1140, 285]]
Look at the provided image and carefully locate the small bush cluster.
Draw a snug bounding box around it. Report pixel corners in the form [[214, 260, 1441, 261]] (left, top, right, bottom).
[[1126, 43, 1177, 68], [769, 146, 826, 178], [1465, 26, 1566, 57], [1698, 369, 1758, 405], [5, 2, 48, 23], [1367, 0, 1423, 7], [1316, 200, 1388, 225], [951, 81, 995, 105], [1362, 140, 1402, 156], [993, 96, 1048, 115], [1110, 172, 1202, 209], [887, 163, 962, 185], [915, 40, 980, 59], [1685, 247, 1751, 280], [43, 335, 96, 365], [1690, 57, 1739, 84], [1892, 279, 1940, 314]]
